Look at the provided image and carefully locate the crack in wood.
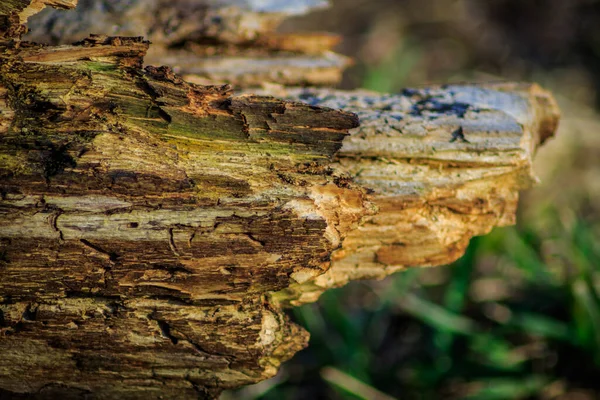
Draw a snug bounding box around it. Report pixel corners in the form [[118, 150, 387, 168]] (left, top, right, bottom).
[[449, 126, 470, 143], [79, 239, 117, 263], [47, 210, 64, 241], [168, 228, 181, 257]]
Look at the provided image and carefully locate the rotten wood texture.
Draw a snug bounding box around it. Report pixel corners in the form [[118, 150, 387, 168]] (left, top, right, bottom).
[[252, 84, 559, 305], [0, 1, 560, 399], [0, 34, 367, 399], [26, 0, 349, 87]]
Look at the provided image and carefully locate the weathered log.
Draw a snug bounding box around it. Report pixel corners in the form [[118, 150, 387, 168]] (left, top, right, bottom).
[[0, 1, 560, 399], [0, 36, 365, 399], [26, 0, 349, 87]]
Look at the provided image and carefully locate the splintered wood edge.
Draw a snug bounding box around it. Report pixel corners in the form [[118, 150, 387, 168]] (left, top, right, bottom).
[[251, 84, 560, 306], [19, 0, 78, 20]]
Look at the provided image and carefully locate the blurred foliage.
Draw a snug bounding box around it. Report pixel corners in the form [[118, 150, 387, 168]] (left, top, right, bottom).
[[224, 0, 600, 399], [224, 217, 600, 400]]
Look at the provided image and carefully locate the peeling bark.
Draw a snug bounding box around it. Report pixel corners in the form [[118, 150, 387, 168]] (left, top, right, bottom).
[[0, 1, 560, 399]]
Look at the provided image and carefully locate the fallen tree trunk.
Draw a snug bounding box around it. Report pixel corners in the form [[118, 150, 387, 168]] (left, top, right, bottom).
[[0, 1, 560, 399]]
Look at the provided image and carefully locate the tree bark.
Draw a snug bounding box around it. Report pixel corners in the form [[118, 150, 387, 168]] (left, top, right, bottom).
[[0, 1, 560, 399]]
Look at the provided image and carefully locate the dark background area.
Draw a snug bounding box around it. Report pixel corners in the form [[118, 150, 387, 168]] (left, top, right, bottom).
[[225, 1, 600, 399]]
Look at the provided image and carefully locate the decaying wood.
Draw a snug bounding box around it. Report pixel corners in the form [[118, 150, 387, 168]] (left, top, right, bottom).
[[0, 35, 366, 399], [255, 84, 559, 305], [26, 0, 349, 87], [0, 1, 560, 399]]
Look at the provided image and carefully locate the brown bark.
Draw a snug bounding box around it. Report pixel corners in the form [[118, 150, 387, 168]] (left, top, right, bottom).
[[0, 1, 560, 399]]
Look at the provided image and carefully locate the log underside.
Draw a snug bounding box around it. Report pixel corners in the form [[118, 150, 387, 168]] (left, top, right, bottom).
[[0, 1, 560, 399]]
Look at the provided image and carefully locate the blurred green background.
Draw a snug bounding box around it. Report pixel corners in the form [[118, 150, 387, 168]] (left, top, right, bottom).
[[225, 1, 600, 399]]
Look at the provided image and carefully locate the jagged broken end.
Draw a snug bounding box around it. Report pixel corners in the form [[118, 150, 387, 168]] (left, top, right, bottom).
[[262, 83, 561, 307]]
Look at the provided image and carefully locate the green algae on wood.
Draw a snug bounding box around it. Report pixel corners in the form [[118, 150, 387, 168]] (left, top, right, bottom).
[[0, 30, 367, 399]]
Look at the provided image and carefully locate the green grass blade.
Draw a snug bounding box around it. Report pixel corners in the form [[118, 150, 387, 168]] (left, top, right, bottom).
[[508, 312, 572, 343], [399, 292, 477, 336], [321, 366, 398, 400], [463, 376, 548, 400]]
